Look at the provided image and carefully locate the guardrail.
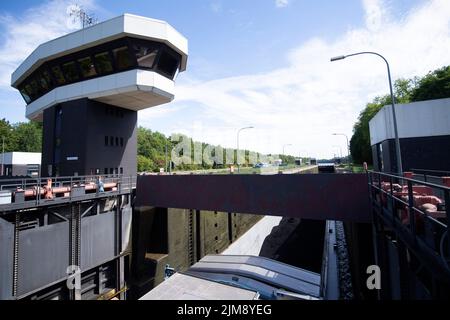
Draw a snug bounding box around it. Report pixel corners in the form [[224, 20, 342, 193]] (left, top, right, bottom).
[[367, 170, 450, 279], [411, 168, 450, 177], [0, 174, 136, 211]]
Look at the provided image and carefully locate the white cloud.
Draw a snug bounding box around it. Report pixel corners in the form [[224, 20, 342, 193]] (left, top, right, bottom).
[[275, 0, 290, 8], [0, 0, 96, 88], [363, 0, 389, 32], [157, 0, 450, 158], [210, 1, 222, 13]]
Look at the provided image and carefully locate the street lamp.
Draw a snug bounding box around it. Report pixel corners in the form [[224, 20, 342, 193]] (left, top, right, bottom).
[[237, 126, 254, 173], [331, 52, 403, 175], [1, 136, 4, 176], [332, 133, 350, 165], [333, 145, 343, 159]]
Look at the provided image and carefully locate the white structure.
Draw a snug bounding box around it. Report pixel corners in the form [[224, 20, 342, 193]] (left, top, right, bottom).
[[369, 98, 450, 146], [369, 97, 450, 172], [10, 14, 188, 177], [1, 152, 41, 176], [11, 14, 188, 120]]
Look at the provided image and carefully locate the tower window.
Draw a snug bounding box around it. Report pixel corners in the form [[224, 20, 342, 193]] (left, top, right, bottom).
[[105, 136, 109, 146], [94, 52, 114, 74], [110, 136, 114, 146], [113, 46, 134, 70], [61, 61, 79, 82], [19, 87, 31, 104], [51, 65, 66, 85], [133, 42, 159, 69], [115, 137, 119, 146], [156, 50, 180, 78], [120, 137, 124, 147], [78, 56, 97, 78]]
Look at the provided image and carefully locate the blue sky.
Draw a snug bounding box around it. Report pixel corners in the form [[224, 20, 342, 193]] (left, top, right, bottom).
[[0, 0, 448, 158]]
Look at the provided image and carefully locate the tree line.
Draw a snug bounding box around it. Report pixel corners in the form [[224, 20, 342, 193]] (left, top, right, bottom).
[[350, 65, 450, 164], [0, 120, 42, 153], [0, 119, 298, 172], [138, 127, 298, 172]]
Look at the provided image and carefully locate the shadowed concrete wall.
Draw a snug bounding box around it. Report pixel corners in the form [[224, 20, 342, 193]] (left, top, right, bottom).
[[130, 206, 262, 297]]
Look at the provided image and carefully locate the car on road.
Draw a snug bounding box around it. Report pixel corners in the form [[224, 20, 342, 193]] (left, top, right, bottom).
[[254, 162, 270, 168]]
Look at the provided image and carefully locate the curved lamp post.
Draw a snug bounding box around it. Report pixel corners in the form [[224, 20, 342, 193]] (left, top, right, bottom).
[[332, 133, 350, 165], [331, 52, 403, 175]]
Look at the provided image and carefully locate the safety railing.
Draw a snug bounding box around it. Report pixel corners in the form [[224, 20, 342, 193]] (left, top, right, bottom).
[[0, 174, 136, 211], [410, 168, 450, 187], [368, 170, 450, 275]]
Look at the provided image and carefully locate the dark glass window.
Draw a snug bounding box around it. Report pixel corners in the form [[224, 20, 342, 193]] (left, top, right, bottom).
[[110, 168, 114, 174], [38, 69, 52, 91], [110, 136, 114, 146], [115, 137, 119, 146], [120, 167, 123, 174], [24, 83, 35, 100], [19, 87, 31, 104], [94, 52, 114, 75], [62, 61, 79, 82], [17, 37, 183, 105], [29, 79, 40, 99], [120, 137, 124, 147], [156, 50, 180, 78], [78, 56, 97, 78], [133, 42, 159, 69], [113, 46, 134, 70], [105, 136, 109, 146], [42, 69, 53, 85], [104, 168, 108, 175], [51, 65, 66, 85]]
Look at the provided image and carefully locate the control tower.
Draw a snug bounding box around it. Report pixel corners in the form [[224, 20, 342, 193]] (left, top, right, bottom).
[[11, 14, 188, 177]]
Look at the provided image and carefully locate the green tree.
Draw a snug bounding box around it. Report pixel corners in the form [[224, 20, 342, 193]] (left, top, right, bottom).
[[350, 66, 450, 164], [137, 155, 154, 172], [11, 121, 42, 152], [0, 119, 14, 152], [410, 66, 450, 102]]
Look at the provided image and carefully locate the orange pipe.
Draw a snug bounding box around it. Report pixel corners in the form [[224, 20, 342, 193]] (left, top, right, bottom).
[[18, 182, 118, 199]]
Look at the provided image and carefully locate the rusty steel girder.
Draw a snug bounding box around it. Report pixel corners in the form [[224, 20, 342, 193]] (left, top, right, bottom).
[[135, 173, 371, 223]]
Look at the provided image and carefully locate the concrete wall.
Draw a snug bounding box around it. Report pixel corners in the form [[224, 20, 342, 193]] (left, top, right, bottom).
[[131, 206, 263, 297]]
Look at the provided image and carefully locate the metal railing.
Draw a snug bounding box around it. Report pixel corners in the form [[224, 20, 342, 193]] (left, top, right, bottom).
[[410, 169, 450, 187], [0, 174, 136, 211], [367, 170, 450, 278]]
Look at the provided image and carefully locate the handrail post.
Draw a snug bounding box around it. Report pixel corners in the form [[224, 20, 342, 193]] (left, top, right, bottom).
[[407, 180, 416, 239], [445, 189, 450, 258], [390, 175, 395, 223]]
